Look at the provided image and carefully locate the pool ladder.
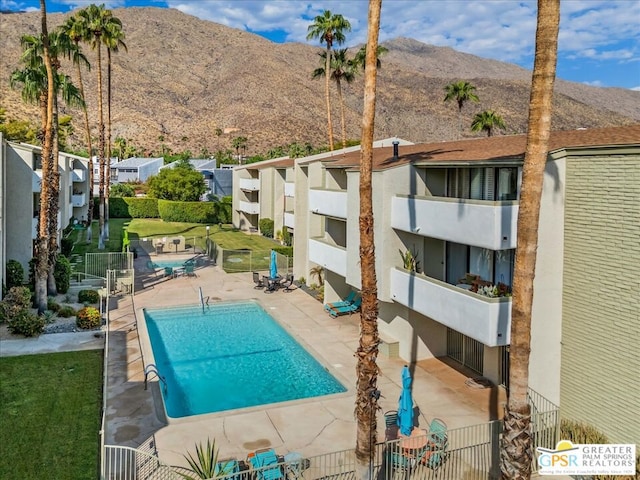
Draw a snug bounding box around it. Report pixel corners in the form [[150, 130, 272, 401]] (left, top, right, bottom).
[[144, 364, 167, 393], [199, 286, 209, 313]]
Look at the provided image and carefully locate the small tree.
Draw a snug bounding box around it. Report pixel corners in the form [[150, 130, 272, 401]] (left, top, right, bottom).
[[259, 218, 274, 238], [110, 183, 135, 197], [147, 166, 206, 201], [6, 260, 25, 289]]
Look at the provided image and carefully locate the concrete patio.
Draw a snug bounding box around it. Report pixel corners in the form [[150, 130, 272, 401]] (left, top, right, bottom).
[[103, 252, 507, 470]]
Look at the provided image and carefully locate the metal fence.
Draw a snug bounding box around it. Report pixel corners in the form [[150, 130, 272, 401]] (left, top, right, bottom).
[[101, 390, 558, 480], [212, 245, 292, 274], [86, 252, 134, 278]]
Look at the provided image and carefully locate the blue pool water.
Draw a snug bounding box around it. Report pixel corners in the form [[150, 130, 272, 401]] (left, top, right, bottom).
[[151, 259, 196, 269], [144, 302, 346, 418]]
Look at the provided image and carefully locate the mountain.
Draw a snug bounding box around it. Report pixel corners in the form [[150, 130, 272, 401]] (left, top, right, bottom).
[[1, 7, 639, 157]]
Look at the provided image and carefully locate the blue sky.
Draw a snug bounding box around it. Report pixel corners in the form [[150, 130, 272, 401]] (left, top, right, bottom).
[[4, 0, 639, 90]]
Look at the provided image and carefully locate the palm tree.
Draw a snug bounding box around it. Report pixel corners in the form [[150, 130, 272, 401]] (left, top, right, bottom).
[[471, 110, 506, 137], [34, 0, 55, 313], [500, 1, 560, 479], [102, 16, 126, 241], [306, 10, 351, 151], [313, 49, 356, 150], [444, 80, 480, 138], [355, 1, 382, 479], [231, 136, 247, 162], [60, 14, 93, 242], [81, 3, 114, 249], [351, 44, 388, 70]]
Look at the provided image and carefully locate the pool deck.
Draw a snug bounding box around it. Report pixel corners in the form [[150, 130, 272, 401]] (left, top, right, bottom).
[[105, 254, 506, 469]]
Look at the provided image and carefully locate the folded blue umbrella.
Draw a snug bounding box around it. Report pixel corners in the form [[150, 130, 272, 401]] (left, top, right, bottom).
[[270, 250, 278, 279], [397, 365, 414, 436]]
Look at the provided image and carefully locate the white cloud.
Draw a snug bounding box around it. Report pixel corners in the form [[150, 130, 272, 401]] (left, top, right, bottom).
[[631, 86, 640, 91], [164, 0, 638, 69], [583, 80, 604, 87]]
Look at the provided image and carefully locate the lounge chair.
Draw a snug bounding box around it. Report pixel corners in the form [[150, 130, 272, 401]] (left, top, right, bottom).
[[249, 449, 283, 480], [323, 291, 358, 312], [163, 267, 174, 278], [216, 459, 249, 480], [253, 272, 265, 289], [185, 263, 196, 277], [327, 296, 362, 317], [280, 274, 295, 292]]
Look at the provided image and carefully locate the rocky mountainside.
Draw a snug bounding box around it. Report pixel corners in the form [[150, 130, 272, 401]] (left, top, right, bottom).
[[1, 7, 639, 156]]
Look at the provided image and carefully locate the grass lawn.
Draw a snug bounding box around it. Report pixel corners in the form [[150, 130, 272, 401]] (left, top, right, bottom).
[[0, 350, 103, 480], [66, 218, 130, 272], [125, 219, 281, 251]]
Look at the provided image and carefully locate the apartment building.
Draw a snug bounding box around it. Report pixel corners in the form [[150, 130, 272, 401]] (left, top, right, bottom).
[[233, 125, 639, 445], [0, 135, 91, 274]]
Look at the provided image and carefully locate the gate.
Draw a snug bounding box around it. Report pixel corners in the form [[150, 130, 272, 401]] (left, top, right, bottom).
[[446, 328, 484, 375], [86, 252, 134, 278]]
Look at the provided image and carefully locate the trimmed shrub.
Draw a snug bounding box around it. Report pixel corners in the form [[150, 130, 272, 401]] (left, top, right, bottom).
[[58, 305, 76, 318], [54, 255, 72, 294], [76, 306, 101, 329], [272, 246, 293, 257], [213, 198, 232, 224], [6, 260, 25, 289], [8, 309, 45, 337], [1, 286, 32, 322], [259, 218, 274, 238], [158, 199, 216, 223], [61, 237, 74, 257], [78, 289, 100, 304], [47, 297, 61, 312], [109, 197, 159, 218]]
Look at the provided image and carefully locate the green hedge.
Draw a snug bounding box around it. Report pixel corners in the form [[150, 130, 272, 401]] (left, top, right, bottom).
[[109, 197, 159, 218], [158, 200, 216, 224]]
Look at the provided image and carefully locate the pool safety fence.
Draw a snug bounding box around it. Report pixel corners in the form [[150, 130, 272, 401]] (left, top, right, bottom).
[[132, 235, 207, 257], [213, 245, 293, 274], [86, 252, 134, 278], [101, 390, 558, 480]]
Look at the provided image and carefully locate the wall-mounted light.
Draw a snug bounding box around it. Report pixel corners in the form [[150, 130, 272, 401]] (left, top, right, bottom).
[[412, 227, 421, 233]]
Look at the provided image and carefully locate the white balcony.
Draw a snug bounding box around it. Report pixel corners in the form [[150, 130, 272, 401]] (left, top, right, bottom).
[[309, 189, 347, 219], [72, 193, 86, 207], [284, 212, 295, 228], [284, 182, 295, 197], [238, 200, 260, 215], [239, 178, 260, 191], [308, 238, 347, 277], [72, 169, 86, 182], [391, 195, 518, 250], [390, 268, 511, 347]]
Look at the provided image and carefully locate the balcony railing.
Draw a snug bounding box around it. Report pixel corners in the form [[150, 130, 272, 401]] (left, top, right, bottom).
[[72, 169, 86, 182], [391, 195, 518, 250], [284, 211, 295, 228], [390, 268, 511, 347], [308, 238, 347, 277], [239, 178, 260, 191], [72, 193, 86, 207], [309, 189, 347, 219], [238, 200, 259, 215], [284, 182, 295, 197]]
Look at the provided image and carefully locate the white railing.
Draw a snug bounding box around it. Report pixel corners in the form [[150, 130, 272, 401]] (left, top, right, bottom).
[[390, 268, 511, 347], [239, 178, 260, 191], [308, 189, 347, 219], [72, 193, 87, 207], [391, 195, 518, 250], [284, 211, 295, 228], [238, 200, 260, 215], [284, 181, 295, 197], [308, 238, 347, 277]]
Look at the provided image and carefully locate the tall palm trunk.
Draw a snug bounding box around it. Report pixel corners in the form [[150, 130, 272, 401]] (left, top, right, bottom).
[[500, 2, 560, 479], [74, 41, 93, 242], [35, 0, 55, 313], [336, 76, 347, 150], [324, 43, 334, 151], [104, 47, 112, 240], [355, 2, 382, 479], [96, 38, 106, 250], [47, 97, 60, 295]]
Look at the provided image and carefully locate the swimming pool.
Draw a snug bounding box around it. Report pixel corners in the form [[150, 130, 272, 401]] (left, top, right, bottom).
[[143, 301, 346, 418], [151, 259, 197, 269]]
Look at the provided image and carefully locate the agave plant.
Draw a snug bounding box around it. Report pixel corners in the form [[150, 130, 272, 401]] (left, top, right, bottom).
[[180, 438, 232, 480]]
